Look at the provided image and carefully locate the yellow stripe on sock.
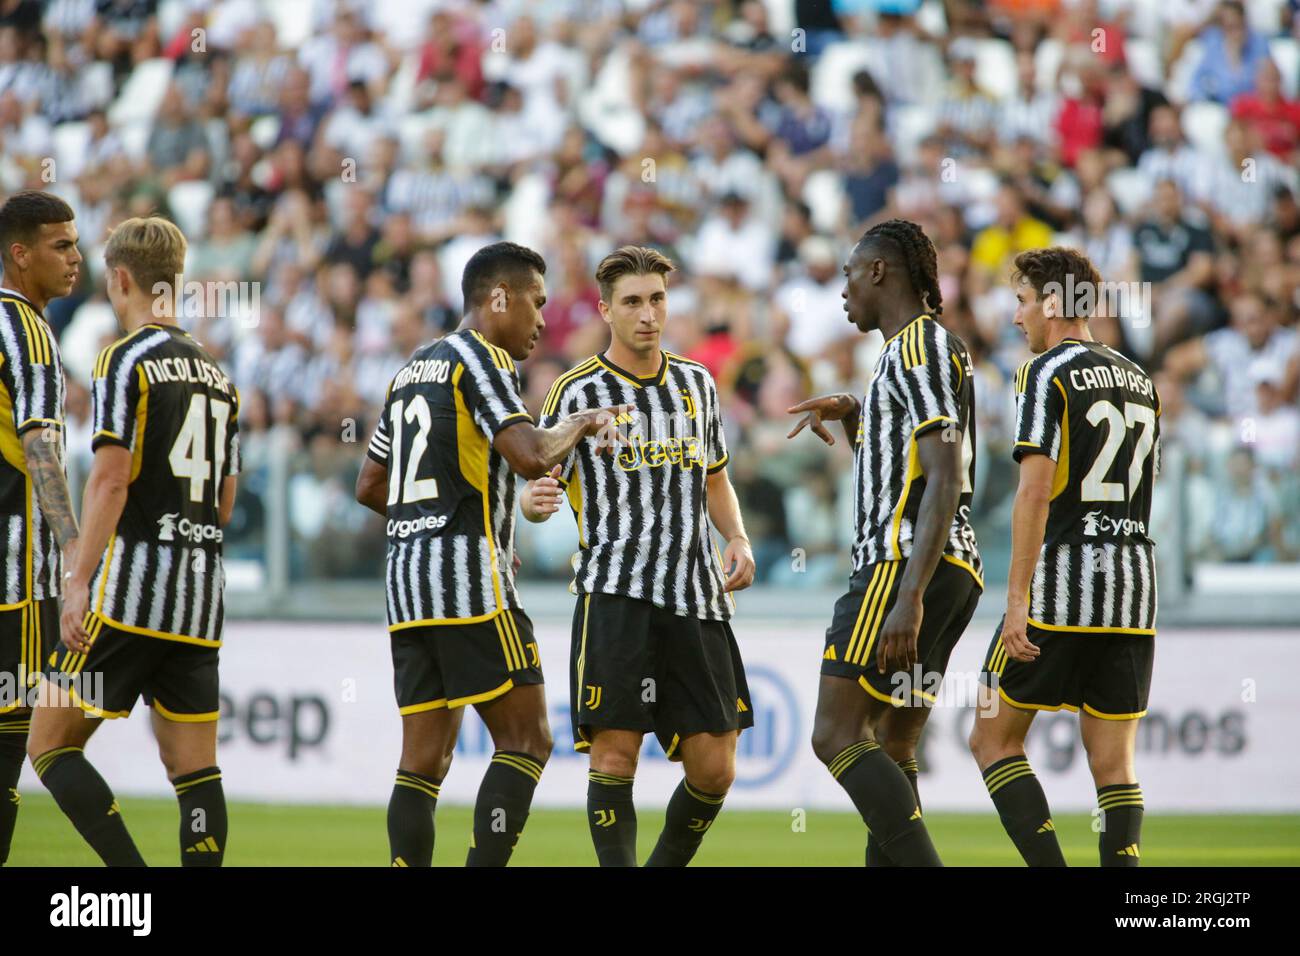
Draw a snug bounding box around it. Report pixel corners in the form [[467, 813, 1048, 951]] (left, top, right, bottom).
[[173, 772, 222, 795], [33, 746, 82, 778], [684, 781, 726, 805], [828, 740, 879, 779], [492, 753, 543, 783]]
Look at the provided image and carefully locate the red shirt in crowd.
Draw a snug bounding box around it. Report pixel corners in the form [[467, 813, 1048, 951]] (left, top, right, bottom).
[[1231, 93, 1300, 158]]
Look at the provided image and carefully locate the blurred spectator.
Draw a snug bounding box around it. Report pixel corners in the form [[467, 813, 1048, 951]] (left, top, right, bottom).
[[1230, 58, 1300, 161], [970, 182, 1054, 280], [1188, 1, 1272, 104], [1205, 447, 1283, 561], [1164, 293, 1300, 422], [1133, 178, 1218, 355], [774, 235, 853, 361], [693, 191, 775, 291]]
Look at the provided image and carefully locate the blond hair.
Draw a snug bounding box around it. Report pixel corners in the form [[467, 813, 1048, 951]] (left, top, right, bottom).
[[104, 216, 187, 296], [594, 245, 675, 302]]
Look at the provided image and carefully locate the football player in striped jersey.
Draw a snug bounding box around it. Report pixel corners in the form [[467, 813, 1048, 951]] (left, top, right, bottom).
[[0, 191, 81, 865], [788, 220, 982, 866], [970, 247, 1160, 867], [355, 241, 625, 866], [29, 217, 238, 866]]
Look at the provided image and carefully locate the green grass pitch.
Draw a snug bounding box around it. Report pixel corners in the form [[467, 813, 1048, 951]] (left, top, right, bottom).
[[9, 794, 1300, 866]]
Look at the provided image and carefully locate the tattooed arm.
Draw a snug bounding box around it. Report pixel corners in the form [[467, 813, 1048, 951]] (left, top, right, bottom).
[[21, 428, 79, 556]]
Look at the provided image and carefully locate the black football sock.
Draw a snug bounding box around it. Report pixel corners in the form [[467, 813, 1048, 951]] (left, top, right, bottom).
[[465, 751, 544, 867], [34, 747, 145, 866], [983, 755, 1067, 867], [866, 757, 920, 867], [172, 766, 227, 866], [827, 740, 941, 866], [1097, 783, 1144, 867], [587, 770, 637, 866], [645, 779, 726, 867], [388, 769, 440, 867], [0, 714, 28, 865]]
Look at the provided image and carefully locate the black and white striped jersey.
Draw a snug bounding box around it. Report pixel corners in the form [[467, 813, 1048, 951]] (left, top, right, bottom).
[[88, 324, 241, 646], [0, 289, 66, 606], [539, 351, 732, 621], [1013, 338, 1160, 634], [366, 328, 533, 630], [851, 315, 982, 588]]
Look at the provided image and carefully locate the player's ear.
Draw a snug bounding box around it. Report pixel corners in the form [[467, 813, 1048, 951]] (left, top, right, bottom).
[[488, 280, 510, 315], [1042, 290, 1059, 320]]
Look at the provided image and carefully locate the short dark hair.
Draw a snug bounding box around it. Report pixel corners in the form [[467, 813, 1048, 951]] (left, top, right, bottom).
[[460, 241, 546, 312], [0, 190, 75, 265], [1012, 247, 1103, 317]]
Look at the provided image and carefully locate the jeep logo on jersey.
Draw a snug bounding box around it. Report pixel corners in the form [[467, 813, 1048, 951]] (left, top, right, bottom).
[[616, 434, 704, 472], [1082, 511, 1146, 537], [157, 513, 223, 543]]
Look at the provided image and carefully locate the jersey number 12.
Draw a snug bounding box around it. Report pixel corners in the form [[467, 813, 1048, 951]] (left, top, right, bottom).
[[387, 395, 440, 505]]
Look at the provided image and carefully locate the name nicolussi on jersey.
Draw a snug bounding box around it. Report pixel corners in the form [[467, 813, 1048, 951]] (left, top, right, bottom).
[[140, 355, 235, 397]]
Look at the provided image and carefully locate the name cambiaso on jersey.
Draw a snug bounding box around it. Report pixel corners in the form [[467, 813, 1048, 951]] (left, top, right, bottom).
[[852, 315, 982, 587], [539, 351, 732, 621], [89, 324, 241, 645], [1013, 338, 1160, 633], [0, 290, 66, 605], [367, 329, 533, 630]]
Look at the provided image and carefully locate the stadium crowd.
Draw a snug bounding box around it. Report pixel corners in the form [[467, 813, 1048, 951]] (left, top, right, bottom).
[[2, 0, 1299, 583]]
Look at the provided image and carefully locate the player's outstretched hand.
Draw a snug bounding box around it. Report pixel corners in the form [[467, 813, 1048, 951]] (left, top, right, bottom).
[[570, 405, 635, 455], [59, 578, 92, 654], [999, 605, 1040, 663], [721, 535, 755, 592], [786, 394, 858, 446], [876, 599, 922, 675], [522, 465, 565, 520]]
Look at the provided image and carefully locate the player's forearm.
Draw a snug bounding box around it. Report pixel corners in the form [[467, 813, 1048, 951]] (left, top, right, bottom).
[[71, 472, 127, 587], [895, 471, 959, 605], [22, 430, 79, 550], [706, 470, 748, 543], [840, 396, 861, 444], [1006, 482, 1051, 611], [533, 416, 593, 473]]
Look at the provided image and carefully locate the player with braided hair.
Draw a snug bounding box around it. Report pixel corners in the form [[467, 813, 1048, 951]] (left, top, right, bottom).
[[787, 220, 983, 866]]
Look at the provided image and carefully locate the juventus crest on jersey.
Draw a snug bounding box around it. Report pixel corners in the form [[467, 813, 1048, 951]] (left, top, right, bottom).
[[1013, 338, 1160, 633], [539, 351, 732, 621], [367, 328, 533, 630], [0, 290, 66, 605], [851, 315, 982, 587], [88, 324, 241, 645]]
